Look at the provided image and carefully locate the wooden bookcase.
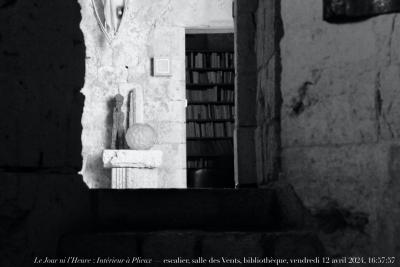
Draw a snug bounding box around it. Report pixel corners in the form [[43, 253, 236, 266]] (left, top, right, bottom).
[[185, 34, 235, 188]]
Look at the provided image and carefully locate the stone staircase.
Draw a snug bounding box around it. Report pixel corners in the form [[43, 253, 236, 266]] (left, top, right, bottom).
[[57, 184, 328, 266]]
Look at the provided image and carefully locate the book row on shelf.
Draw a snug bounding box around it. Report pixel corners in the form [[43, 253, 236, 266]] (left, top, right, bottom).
[[187, 105, 235, 120], [186, 88, 234, 102], [186, 71, 234, 84], [187, 121, 234, 138], [187, 139, 233, 156], [187, 158, 215, 169], [186, 52, 234, 69]]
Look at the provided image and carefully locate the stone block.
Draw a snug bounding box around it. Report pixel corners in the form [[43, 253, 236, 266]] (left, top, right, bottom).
[[153, 143, 186, 170], [379, 64, 400, 140], [93, 189, 277, 231], [236, 72, 257, 126], [150, 26, 184, 58], [376, 145, 400, 256], [391, 16, 400, 64], [110, 167, 161, 189], [0, 174, 90, 266], [152, 143, 186, 188], [158, 168, 187, 188], [235, 0, 257, 74], [255, 5, 265, 63], [103, 150, 163, 189], [173, 0, 233, 28], [282, 0, 378, 76], [142, 232, 196, 261], [201, 233, 263, 258], [255, 122, 280, 185], [280, 0, 387, 158], [234, 127, 257, 185], [82, 151, 112, 188], [200, 232, 325, 264], [257, 55, 279, 125], [59, 233, 139, 258], [263, 0, 278, 61], [144, 100, 186, 123], [166, 78, 186, 101], [236, 0, 258, 13], [256, 0, 276, 69], [0, 78, 84, 169], [273, 233, 325, 259], [59, 231, 326, 266], [148, 122, 186, 144], [255, 126, 265, 184], [267, 181, 311, 229], [282, 143, 390, 213], [281, 67, 378, 147], [124, 168, 160, 189], [103, 150, 163, 169], [147, 76, 187, 103]]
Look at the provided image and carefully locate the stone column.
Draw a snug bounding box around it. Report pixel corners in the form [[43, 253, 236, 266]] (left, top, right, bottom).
[[234, 0, 258, 187]]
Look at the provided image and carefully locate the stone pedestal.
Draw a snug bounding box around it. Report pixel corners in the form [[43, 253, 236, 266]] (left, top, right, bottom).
[[103, 150, 163, 189]]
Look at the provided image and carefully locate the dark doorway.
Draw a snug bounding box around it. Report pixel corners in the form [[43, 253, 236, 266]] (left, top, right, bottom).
[[185, 33, 235, 188]]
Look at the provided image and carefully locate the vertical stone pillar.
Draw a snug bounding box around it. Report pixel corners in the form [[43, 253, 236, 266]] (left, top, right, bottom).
[[254, 0, 282, 185], [234, 0, 259, 187]]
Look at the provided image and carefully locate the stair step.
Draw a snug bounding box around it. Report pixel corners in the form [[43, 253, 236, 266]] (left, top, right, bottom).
[[91, 189, 279, 231], [58, 231, 326, 266]]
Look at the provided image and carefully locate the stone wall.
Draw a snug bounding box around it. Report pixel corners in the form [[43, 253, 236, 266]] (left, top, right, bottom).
[[0, 1, 91, 266], [278, 0, 400, 258], [0, 1, 327, 266], [78, 0, 234, 188], [59, 231, 325, 264], [234, 0, 258, 186], [0, 0, 84, 173], [255, 0, 283, 185]]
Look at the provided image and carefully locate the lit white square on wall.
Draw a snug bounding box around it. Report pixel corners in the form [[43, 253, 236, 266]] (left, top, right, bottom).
[[153, 57, 171, 76]]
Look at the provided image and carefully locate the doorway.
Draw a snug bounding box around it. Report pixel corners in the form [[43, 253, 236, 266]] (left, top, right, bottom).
[[185, 33, 235, 188]]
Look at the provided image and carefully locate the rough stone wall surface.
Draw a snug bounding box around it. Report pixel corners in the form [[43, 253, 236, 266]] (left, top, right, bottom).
[[255, 0, 282, 185], [59, 231, 326, 264], [78, 0, 234, 188], [280, 0, 400, 258], [0, 175, 91, 267], [0, 1, 90, 266], [234, 0, 258, 186], [0, 0, 84, 171]]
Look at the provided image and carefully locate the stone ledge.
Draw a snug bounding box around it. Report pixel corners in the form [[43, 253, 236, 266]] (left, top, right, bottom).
[[58, 231, 326, 261], [103, 150, 163, 169], [91, 189, 278, 231]]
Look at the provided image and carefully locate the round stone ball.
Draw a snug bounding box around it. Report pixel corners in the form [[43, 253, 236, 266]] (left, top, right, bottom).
[[125, 123, 157, 150]]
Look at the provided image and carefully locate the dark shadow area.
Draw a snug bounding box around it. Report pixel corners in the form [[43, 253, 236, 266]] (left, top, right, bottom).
[[185, 33, 236, 189], [323, 0, 400, 23], [0, 0, 89, 266], [105, 97, 115, 150], [57, 186, 329, 266], [0, 0, 85, 171]]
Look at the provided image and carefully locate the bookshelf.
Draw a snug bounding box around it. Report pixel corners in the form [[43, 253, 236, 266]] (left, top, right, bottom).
[[186, 33, 235, 188]]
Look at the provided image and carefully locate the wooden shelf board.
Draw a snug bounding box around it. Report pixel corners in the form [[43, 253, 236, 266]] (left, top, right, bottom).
[[187, 83, 233, 86], [187, 68, 235, 72], [187, 155, 233, 158], [187, 119, 234, 123], [187, 137, 233, 141], [186, 50, 234, 53], [188, 101, 234, 105]]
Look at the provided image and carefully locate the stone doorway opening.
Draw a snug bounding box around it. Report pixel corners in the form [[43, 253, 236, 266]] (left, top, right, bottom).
[[185, 32, 235, 188], [79, 1, 236, 189]]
